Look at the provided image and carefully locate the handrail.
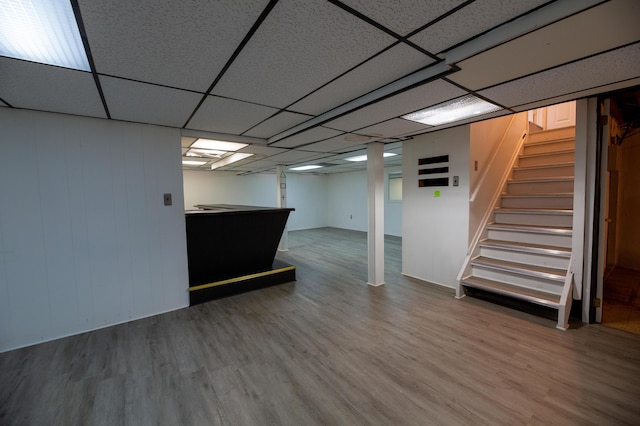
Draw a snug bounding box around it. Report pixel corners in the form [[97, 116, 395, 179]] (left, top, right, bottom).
[[470, 115, 516, 203]]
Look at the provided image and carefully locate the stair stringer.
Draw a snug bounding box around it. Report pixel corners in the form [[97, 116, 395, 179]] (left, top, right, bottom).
[[557, 257, 574, 330], [456, 126, 529, 298]]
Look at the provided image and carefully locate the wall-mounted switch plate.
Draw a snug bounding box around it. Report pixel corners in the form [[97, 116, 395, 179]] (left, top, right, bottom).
[[163, 193, 172, 206], [453, 176, 459, 186]]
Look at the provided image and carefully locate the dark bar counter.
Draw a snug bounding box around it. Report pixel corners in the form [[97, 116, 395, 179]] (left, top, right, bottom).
[[186, 204, 295, 305]]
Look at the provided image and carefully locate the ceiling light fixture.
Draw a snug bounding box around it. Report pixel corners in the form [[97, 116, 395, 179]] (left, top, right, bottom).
[[344, 152, 398, 162], [191, 138, 248, 152], [0, 0, 90, 71], [289, 165, 323, 171], [182, 160, 207, 166], [402, 95, 502, 126], [210, 153, 253, 170], [186, 148, 226, 158]]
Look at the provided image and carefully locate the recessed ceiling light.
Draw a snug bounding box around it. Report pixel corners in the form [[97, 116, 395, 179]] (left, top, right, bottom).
[[402, 95, 501, 126], [210, 153, 253, 170], [0, 0, 90, 71], [191, 139, 248, 152], [344, 152, 398, 162], [289, 165, 323, 171], [186, 148, 226, 158], [182, 160, 207, 166]]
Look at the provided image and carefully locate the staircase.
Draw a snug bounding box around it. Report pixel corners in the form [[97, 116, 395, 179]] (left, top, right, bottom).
[[460, 126, 575, 330]]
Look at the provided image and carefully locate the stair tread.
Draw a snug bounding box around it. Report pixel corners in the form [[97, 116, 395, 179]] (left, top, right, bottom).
[[487, 222, 573, 235], [462, 276, 561, 307], [519, 149, 574, 159], [508, 176, 574, 183], [495, 207, 573, 215], [471, 256, 566, 281], [524, 137, 575, 146], [513, 162, 574, 171], [480, 239, 571, 257], [502, 192, 573, 198]]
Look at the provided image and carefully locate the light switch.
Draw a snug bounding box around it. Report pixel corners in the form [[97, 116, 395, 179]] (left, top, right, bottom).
[[163, 193, 172, 206]]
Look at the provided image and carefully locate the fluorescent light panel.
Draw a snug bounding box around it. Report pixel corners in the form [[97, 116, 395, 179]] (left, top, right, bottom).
[[403, 95, 501, 126], [191, 139, 247, 152], [0, 0, 90, 71], [182, 160, 207, 166], [210, 153, 253, 170], [289, 165, 323, 171], [345, 152, 397, 162], [186, 148, 226, 158]]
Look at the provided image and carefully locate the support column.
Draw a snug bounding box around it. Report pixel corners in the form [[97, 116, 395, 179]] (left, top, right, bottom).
[[276, 165, 288, 251], [367, 142, 385, 286]]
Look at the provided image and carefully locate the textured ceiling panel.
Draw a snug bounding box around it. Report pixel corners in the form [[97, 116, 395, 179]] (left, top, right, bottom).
[[340, 0, 466, 36], [101, 77, 201, 127], [356, 118, 430, 139], [326, 79, 466, 132], [449, 0, 640, 90], [188, 96, 279, 135], [303, 136, 367, 153], [267, 150, 331, 163], [243, 111, 312, 139], [79, 0, 270, 92], [511, 77, 640, 112], [410, 0, 548, 54], [479, 43, 640, 109], [289, 44, 434, 115], [238, 145, 287, 157], [270, 126, 343, 148], [212, 0, 395, 108], [0, 58, 106, 118]]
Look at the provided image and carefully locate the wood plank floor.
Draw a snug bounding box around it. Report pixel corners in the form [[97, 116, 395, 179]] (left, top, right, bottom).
[[1, 227, 640, 425]]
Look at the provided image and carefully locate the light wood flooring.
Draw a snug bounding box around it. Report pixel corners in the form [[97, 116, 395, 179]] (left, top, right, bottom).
[[1, 227, 640, 425]]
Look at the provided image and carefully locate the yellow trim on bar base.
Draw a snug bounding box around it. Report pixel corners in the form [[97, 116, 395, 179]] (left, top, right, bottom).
[[189, 266, 296, 292]]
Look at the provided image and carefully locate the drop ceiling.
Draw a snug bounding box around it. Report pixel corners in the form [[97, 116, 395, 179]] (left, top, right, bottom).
[[1, 0, 639, 174]]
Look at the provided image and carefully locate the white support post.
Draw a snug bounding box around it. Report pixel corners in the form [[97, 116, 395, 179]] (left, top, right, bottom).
[[276, 165, 288, 252], [367, 142, 385, 286]]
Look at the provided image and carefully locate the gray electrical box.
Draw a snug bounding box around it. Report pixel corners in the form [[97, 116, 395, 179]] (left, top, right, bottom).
[[163, 193, 172, 206], [452, 176, 459, 186]]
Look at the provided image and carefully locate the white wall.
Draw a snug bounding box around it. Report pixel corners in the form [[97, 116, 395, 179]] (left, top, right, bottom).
[[402, 126, 470, 288], [327, 166, 402, 237], [182, 170, 328, 231], [0, 109, 189, 352]]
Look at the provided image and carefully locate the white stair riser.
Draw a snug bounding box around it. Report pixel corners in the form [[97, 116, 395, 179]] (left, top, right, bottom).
[[479, 246, 570, 269], [528, 128, 575, 143], [470, 267, 564, 294], [494, 211, 573, 227], [507, 180, 574, 194], [487, 229, 573, 248], [523, 140, 575, 155], [512, 165, 574, 179], [501, 195, 573, 209], [518, 152, 574, 167]]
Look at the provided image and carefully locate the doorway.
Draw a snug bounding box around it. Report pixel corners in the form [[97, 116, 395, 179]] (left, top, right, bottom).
[[599, 88, 640, 335]]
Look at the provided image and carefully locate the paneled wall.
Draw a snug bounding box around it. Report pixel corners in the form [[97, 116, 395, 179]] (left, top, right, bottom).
[[402, 126, 470, 288], [0, 109, 189, 352]]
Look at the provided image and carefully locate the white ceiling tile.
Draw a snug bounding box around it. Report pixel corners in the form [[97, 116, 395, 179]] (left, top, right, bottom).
[[326, 79, 466, 131], [212, 0, 395, 108], [303, 136, 367, 153], [340, 0, 466, 36], [268, 150, 331, 163], [101, 76, 201, 127], [243, 111, 312, 139], [238, 145, 286, 156], [181, 136, 198, 148], [449, 0, 640, 90], [289, 44, 434, 115], [511, 77, 640, 112], [479, 43, 640, 109], [79, 0, 270, 92], [410, 0, 548, 54], [187, 96, 279, 134], [0, 58, 106, 118], [356, 118, 430, 139], [270, 126, 343, 148]]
